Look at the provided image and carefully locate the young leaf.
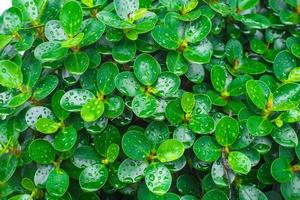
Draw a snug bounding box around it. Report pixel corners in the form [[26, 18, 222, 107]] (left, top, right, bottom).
[[157, 139, 185, 162], [215, 116, 239, 146], [59, 1, 83, 36], [35, 118, 60, 134], [80, 98, 105, 122], [228, 151, 251, 175], [181, 92, 195, 113], [53, 126, 77, 152], [0, 60, 23, 89]]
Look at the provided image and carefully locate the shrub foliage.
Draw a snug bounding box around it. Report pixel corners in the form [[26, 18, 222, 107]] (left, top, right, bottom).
[[1, 0, 300, 199]]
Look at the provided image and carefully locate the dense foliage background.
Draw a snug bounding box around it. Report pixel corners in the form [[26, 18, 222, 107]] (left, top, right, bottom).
[[1, 0, 300, 199]]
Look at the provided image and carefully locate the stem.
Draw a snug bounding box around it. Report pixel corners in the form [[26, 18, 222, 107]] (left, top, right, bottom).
[[221, 148, 232, 200]]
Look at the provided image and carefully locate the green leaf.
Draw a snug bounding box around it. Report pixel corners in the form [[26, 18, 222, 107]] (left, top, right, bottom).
[[3, 7, 23, 32], [25, 106, 56, 129], [165, 99, 185, 125], [228, 75, 252, 96], [118, 158, 148, 183], [166, 51, 188, 75], [176, 174, 200, 196], [61, 33, 84, 48], [287, 67, 300, 82], [96, 11, 136, 29], [215, 116, 239, 146], [211, 159, 235, 187], [94, 124, 121, 157], [8, 194, 32, 200], [184, 16, 212, 43], [46, 169, 69, 197], [246, 80, 270, 110], [34, 41, 68, 62], [291, 44, 300, 59], [81, 0, 93, 7], [106, 143, 119, 163], [133, 53, 161, 86], [81, 18, 106, 47], [21, 55, 42, 88], [0, 60, 23, 88], [144, 162, 172, 195], [193, 136, 221, 162], [157, 139, 185, 162], [280, 174, 300, 200], [32, 75, 59, 101], [173, 125, 195, 149], [193, 94, 212, 114], [96, 62, 119, 95], [53, 126, 77, 152], [189, 114, 215, 134], [237, 0, 259, 10], [79, 164, 108, 192], [80, 98, 104, 122], [238, 14, 271, 29], [35, 118, 60, 134], [60, 1, 83, 36], [121, 130, 152, 160], [0, 34, 13, 50], [112, 39, 136, 63], [60, 89, 95, 112], [29, 139, 55, 164], [134, 11, 158, 34], [151, 25, 179, 50], [238, 58, 266, 75], [272, 83, 300, 111], [246, 115, 273, 136], [103, 95, 124, 118], [51, 90, 70, 121], [211, 65, 231, 93], [225, 39, 243, 65], [0, 154, 18, 182], [152, 72, 180, 97], [183, 39, 213, 64], [257, 162, 275, 185], [132, 93, 157, 118], [228, 151, 251, 175], [181, 92, 195, 113], [250, 38, 267, 54], [115, 71, 142, 97], [13, 0, 38, 21], [44, 20, 67, 41], [202, 189, 229, 200], [271, 158, 293, 183], [274, 50, 297, 82], [64, 52, 89, 75], [271, 125, 298, 147], [21, 178, 35, 192], [239, 185, 268, 200], [8, 92, 31, 107], [114, 0, 139, 21]]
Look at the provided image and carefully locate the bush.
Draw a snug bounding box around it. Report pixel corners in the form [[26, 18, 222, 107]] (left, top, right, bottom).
[[1, 0, 300, 199]]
